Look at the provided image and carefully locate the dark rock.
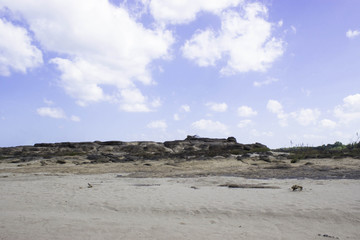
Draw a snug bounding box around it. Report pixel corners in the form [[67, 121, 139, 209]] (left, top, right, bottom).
[[1, 137, 270, 163], [87, 154, 109, 163], [34, 143, 55, 147], [259, 155, 271, 162], [243, 145, 251, 151], [98, 141, 124, 146], [56, 159, 66, 164], [237, 153, 251, 161], [227, 137, 237, 143]]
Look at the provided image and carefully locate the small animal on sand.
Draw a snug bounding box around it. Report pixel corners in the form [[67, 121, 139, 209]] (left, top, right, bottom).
[[291, 185, 303, 191]]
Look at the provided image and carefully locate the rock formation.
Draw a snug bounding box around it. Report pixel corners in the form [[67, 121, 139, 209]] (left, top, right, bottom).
[[0, 136, 269, 163]]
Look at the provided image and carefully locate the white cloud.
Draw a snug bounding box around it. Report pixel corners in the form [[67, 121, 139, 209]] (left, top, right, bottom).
[[251, 129, 273, 137], [237, 105, 257, 117], [181, 105, 191, 112], [119, 88, 154, 112], [147, 120, 167, 130], [346, 29, 360, 39], [37, 107, 66, 119], [70, 115, 81, 122], [267, 100, 288, 126], [320, 119, 337, 129], [182, 2, 284, 74], [173, 113, 180, 121], [301, 88, 311, 97], [291, 108, 321, 126], [237, 119, 252, 128], [343, 93, 360, 111], [173, 104, 191, 121], [192, 119, 228, 133], [0, 18, 42, 76], [253, 77, 278, 87], [334, 93, 360, 123], [149, 0, 243, 25], [37, 107, 80, 122], [291, 25, 296, 34], [206, 102, 228, 112], [268, 100, 321, 127], [43, 98, 54, 106], [1, 0, 173, 111], [267, 100, 283, 114]]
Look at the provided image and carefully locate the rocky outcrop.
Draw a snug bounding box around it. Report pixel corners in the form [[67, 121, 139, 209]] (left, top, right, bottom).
[[0, 136, 269, 163]]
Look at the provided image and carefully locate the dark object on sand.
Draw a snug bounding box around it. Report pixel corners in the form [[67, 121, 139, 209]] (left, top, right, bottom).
[[291, 184, 303, 191], [317, 233, 339, 239], [219, 183, 280, 189], [56, 159, 66, 164]]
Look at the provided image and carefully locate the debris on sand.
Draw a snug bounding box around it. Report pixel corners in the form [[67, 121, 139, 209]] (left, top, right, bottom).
[[219, 183, 280, 189], [317, 233, 339, 239], [291, 185, 303, 191]]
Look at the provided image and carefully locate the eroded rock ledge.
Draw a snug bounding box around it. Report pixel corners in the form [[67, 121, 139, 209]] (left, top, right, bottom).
[[0, 136, 269, 163]]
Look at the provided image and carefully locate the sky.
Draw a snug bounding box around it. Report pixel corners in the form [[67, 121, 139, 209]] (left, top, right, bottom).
[[0, 0, 360, 148]]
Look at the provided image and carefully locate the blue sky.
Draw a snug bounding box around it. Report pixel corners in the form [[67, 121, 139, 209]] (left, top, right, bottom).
[[1, 0, 360, 148]]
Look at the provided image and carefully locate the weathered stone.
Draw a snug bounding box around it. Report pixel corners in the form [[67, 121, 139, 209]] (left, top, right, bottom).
[[1, 137, 270, 163], [259, 155, 271, 162]]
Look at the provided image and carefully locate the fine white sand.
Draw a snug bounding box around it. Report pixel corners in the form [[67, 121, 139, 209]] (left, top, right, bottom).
[[1, 174, 359, 240]]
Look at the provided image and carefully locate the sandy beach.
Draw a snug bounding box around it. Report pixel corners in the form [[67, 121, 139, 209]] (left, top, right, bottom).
[[1, 171, 360, 240], [1, 0, 360, 238]]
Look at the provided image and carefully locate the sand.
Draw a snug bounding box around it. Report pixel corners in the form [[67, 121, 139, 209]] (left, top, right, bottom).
[[1, 157, 360, 179], [1, 173, 359, 240]]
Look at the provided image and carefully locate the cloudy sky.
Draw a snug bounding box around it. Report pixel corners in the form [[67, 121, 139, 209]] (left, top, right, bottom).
[[1, 0, 360, 148]]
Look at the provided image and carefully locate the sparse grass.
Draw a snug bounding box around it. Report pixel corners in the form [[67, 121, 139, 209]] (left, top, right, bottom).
[[0, 156, 9, 161], [276, 141, 360, 160], [42, 151, 86, 158]]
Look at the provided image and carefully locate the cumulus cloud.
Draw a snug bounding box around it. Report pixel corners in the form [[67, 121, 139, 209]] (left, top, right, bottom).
[[70, 115, 81, 122], [291, 108, 321, 126], [206, 102, 228, 112], [149, 0, 243, 25], [0, 18, 42, 76], [334, 93, 360, 123], [173, 113, 180, 121], [251, 129, 273, 137], [1, 0, 173, 111], [37, 107, 80, 122], [43, 98, 54, 106], [37, 107, 66, 119], [147, 120, 167, 130], [267, 100, 321, 127], [192, 119, 228, 133], [266, 100, 288, 126], [237, 106, 257, 117], [181, 105, 191, 112], [182, 2, 284, 74], [342, 93, 360, 111], [237, 119, 252, 128], [346, 29, 360, 39], [267, 100, 283, 114], [173, 104, 191, 121], [253, 77, 278, 87], [119, 88, 159, 112], [320, 119, 337, 129]]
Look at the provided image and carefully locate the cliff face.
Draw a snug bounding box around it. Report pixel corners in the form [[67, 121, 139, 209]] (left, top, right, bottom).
[[0, 136, 268, 163]]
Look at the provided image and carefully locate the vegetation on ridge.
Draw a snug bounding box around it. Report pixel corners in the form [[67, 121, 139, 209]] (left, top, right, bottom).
[[275, 140, 360, 161]]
